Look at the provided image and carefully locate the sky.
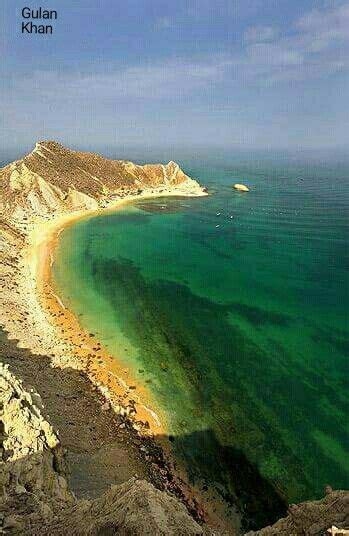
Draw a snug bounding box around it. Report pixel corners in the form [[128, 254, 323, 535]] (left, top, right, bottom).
[[1, 0, 348, 155]]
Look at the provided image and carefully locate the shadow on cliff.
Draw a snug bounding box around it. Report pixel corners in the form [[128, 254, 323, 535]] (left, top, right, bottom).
[[161, 428, 287, 531]]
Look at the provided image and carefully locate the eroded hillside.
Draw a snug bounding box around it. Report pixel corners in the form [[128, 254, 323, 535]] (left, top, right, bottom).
[[0, 141, 202, 221]]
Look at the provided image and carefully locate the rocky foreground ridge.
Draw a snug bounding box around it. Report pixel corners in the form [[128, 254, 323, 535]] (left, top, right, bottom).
[[1, 364, 348, 535], [0, 363, 213, 535]]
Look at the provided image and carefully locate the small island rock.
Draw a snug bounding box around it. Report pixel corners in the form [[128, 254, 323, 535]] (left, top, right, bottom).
[[233, 183, 250, 192]]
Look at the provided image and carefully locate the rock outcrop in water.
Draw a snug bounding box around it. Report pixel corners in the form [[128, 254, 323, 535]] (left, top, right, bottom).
[[233, 184, 250, 192]]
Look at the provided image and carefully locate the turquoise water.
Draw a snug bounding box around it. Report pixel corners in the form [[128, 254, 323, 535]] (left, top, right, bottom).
[[53, 152, 349, 527]]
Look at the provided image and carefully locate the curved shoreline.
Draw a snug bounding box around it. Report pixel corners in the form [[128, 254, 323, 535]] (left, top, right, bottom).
[[1, 177, 242, 532], [36, 202, 167, 436], [40, 195, 243, 534], [30, 187, 209, 434], [16, 188, 236, 525]]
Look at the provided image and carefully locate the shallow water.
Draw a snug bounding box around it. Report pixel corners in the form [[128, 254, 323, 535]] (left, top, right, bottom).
[[53, 152, 349, 526]]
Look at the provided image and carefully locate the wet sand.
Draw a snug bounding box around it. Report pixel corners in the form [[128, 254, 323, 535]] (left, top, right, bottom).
[[37, 205, 166, 435]]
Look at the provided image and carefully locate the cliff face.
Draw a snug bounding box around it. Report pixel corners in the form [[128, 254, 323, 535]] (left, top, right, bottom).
[[246, 492, 349, 536], [0, 363, 74, 533], [0, 365, 211, 535], [0, 141, 203, 220]]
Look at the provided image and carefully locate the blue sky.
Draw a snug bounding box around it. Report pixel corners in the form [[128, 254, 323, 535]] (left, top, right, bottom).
[[1, 0, 348, 154]]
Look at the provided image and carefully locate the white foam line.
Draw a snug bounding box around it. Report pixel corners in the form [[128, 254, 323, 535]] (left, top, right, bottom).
[[108, 370, 129, 390], [140, 404, 161, 427], [50, 291, 66, 310], [106, 371, 161, 426]]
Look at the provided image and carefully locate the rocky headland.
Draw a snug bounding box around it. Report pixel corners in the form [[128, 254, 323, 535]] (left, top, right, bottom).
[[0, 142, 347, 534]]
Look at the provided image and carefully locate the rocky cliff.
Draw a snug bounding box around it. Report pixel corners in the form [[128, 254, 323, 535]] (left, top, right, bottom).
[[0, 364, 212, 535], [0, 363, 73, 533]]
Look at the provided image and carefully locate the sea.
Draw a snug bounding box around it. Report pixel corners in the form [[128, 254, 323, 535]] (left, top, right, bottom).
[[52, 148, 349, 528]]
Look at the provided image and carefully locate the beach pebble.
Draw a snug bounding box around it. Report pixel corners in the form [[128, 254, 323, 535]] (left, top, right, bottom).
[[3, 516, 23, 530], [15, 484, 27, 495]]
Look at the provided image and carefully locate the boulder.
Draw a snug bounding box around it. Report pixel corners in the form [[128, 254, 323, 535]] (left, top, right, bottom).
[[233, 183, 250, 192]]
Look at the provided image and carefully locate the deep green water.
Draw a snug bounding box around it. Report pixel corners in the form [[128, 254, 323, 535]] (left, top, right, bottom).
[[53, 152, 349, 526]]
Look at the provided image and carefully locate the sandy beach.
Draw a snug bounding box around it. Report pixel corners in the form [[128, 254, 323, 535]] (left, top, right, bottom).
[[34, 210, 165, 436], [23, 187, 208, 436]]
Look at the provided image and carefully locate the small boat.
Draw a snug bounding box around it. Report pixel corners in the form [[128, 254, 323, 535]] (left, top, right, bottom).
[[216, 212, 221, 216], [215, 224, 220, 228]]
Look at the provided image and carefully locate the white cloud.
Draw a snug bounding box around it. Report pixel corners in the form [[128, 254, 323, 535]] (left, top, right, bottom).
[[239, 1, 349, 84], [4, 57, 231, 103], [244, 25, 279, 43], [297, 2, 349, 40], [2, 1, 348, 111], [155, 16, 172, 30], [246, 43, 303, 66]]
